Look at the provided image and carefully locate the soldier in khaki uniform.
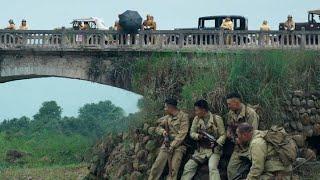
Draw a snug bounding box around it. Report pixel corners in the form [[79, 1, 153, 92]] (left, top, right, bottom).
[[19, 19, 28, 30], [236, 123, 293, 180], [6, 19, 16, 30], [260, 20, 270, 45], [260, 20, 270, 31], [148, 98, 189, 180], [220, 17, 234, 30], [284, 15, 295, 31], [220, 17, 234, 45], [225, 92, 259, 180], [181, 100, 225, 180], [143, 15, 157, 30]]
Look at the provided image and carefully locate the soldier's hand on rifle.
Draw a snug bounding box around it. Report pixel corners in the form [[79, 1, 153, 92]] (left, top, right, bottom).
[[198, 133, 203, 139], [163, 130, 168, 137], [210, 142, 217, 149]]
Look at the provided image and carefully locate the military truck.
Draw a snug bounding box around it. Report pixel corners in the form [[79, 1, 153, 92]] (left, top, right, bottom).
[[176, 15, 248, 30], [279, 10, 320, 31]]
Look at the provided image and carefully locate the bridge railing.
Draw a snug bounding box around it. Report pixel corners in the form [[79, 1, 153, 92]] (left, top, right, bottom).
[[0, 29, 319, 50]]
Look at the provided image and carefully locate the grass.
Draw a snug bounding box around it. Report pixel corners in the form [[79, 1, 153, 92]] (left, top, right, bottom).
[[131, 50, 320, 128], [0, 163, 88, 180]]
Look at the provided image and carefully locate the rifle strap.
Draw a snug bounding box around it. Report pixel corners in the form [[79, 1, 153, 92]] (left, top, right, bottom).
[[165, 118, 170, 134]]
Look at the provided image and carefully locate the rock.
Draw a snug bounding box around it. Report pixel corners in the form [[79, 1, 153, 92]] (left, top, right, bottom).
[[290, 121, 297, 130], [315, 100, 320, 108], [299, 108, 306, 114], [313, 123, 320, 136], [292, 98, 301, 106], [307, 100, 315, 108], [136, 150, 148, 162], [130, 171, 143, 180], [143, 123, 150, 132], [145, 140, 157, 152], [310, 108, 317, 115], [132, 160, 140, 170], [143, 136, 150, 144], [303, 126, 314, 137], [310, 115, 317, 124], [293, 110, 300, 119], [316, 115, 320, 123], [301, 113, 311, 126], [293, 90, 304, 97], [148, 127, 156, 135], [296, 121, 303, 131], [5, 150, 27, 163], [122, 132, 129, 140], [284, 100, 291, 106], [116, 164, 128, 177], [134, 143, 142, 154], [138, 164, 148, 171]]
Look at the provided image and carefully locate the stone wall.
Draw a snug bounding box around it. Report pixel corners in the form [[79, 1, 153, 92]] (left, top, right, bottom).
[[283, 90, 320, 150]]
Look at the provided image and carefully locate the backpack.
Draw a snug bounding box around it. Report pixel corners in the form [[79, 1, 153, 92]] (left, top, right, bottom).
[[263, 125, 298, 166]]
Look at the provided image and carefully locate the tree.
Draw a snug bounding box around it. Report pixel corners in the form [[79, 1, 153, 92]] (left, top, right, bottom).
[[33, 101, 62, 123], [78, 100, 124, 122]]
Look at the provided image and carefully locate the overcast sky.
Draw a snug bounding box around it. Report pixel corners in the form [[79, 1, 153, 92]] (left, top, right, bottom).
[[0, 0, 318, 120]]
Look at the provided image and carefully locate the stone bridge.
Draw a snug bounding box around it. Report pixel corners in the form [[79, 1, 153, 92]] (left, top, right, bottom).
[[0, 29, 319, 93]]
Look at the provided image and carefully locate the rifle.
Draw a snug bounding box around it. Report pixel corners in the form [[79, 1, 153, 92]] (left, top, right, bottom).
[[164, 120, 173, 177], [198, 129, 218, 149], [232, 156, 252, 180]]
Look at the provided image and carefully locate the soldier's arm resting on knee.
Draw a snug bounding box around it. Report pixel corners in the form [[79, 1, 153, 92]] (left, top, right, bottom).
[[246, 139, 267, 180], [170, 114, 189, 149]]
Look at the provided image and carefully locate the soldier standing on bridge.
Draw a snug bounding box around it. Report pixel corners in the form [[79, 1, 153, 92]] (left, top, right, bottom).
[[148, 98, 189, 180], [284, 15, 295, 31], [19, 19, 28, 30], [181, 100, 226, 180], [5, 19, 16, 30], [220, 17, 234, 45], [225, 92, 259, 180], [260, 20, 270, 31], [260, 20, 270, 45], [142, 15, 157, 44]]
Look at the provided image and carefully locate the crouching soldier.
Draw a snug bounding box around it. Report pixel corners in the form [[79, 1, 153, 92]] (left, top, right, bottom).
[[181, 100, 226, 180], [235, 123, 295, 180], [148, 98, 189, 180]]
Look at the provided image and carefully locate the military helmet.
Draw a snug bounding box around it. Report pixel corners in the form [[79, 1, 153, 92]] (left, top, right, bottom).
[[288, 15, 293, 18], [263, 20, 268, 24], [22, 19, 26, 22], [9, 19, 14, 24]]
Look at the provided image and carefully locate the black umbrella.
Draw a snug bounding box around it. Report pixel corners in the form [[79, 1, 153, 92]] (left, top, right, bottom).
[[119, 10, 142, 33]]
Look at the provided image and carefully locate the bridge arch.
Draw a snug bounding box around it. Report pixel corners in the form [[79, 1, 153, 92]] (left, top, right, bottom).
[[0, 50, 136, 93]]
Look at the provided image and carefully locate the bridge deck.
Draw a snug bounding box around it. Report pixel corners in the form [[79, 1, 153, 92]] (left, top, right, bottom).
[[0, 29, 319, 51]]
